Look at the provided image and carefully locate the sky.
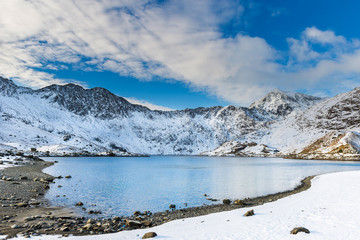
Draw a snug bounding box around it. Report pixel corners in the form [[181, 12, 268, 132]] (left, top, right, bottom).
[[1, 0, 360, 110]]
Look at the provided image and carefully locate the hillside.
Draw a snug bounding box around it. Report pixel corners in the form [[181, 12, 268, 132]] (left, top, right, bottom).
[[2, 76, 360, 159]]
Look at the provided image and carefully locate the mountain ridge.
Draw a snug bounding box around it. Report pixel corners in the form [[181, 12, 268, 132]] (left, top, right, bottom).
[[1, 76, 358, 159]]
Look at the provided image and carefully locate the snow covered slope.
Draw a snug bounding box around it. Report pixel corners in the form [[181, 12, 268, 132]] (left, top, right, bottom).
[[2, 76, 359, 158], [200, 140, 279, 157], [249, 89, 323, 119], [0, 77, 274, 155]]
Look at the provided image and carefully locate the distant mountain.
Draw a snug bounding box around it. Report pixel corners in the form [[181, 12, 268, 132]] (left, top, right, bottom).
[[249, 89, 323, 119], [0, 77, 270, 155], [1, 76, 359, 160]]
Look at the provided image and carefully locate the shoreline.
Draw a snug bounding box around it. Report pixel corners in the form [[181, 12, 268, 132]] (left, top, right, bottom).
[[0, 156, 315, 238]]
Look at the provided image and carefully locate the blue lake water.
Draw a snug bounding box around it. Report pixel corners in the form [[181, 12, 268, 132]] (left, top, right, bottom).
[[43, 156, 360, 218]]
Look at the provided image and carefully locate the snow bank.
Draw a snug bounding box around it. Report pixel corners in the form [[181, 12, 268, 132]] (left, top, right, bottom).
[[13, 170, 360, 240], [0, 156, 24, 170]]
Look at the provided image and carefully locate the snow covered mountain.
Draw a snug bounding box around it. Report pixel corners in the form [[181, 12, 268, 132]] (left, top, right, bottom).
[[0, 77, 272, 156], [249, 89, 323, 119], [1, 76, 359, 159]]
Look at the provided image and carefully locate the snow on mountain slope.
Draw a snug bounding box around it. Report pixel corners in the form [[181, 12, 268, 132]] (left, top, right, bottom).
[[3, 76, 357, 158], [249, 89, 323, 119], [254, 88, 360, 158], [0, 77, 273, 155], [200, 140, 279, 157]]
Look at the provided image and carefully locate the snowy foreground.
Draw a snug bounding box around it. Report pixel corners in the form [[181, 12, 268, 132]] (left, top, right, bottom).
[[9, 170, 360, 240]]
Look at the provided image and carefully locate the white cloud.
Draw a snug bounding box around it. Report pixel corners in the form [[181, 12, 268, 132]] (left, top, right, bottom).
[[124, 97, 174, 111], [0, 1, 360, 105], [304, 27, 346, 45]]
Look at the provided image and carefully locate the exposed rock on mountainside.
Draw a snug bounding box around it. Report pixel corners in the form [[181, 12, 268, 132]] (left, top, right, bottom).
[[200, 140, 279, 157], [249, 89, 323, 119], [287, 132, 360, 160]]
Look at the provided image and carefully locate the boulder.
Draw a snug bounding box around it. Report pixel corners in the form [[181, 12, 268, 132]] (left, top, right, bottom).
[[244, 209, 254, 216], [234, 199, 243, 205], [223, 199, 231, 204], [125, 219, 142, 227], [142, 232, 157, 239], [290, 227, 310, 234]]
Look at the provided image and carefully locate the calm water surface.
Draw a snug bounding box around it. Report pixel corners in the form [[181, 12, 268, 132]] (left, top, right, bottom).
[[43, 156, 360, 217]]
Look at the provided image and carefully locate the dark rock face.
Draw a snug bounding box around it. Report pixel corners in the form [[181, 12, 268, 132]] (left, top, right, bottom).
[[36, 83, 149, 119]]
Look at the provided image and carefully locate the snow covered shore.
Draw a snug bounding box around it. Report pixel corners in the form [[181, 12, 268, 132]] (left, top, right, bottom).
[[11, 170, 360, 240]]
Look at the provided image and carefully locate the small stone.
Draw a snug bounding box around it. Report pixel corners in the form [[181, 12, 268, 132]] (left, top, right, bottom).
[[16, 202, 28, 207], [86, 219, 96, 224], [58, 185, 62, 188], [11, 224, 20, 229], [23, 216, 35, 222], [169, 204, 176, 209], [234, 199, 243, 205], [75, 202, 84, 206], [125, 219, 142, 227], [60, 226, 70, 232], [244, 209, 254, 217], [20, 176, 28, 180], [133, 211, 141, 216], [141, 220, 152, 227], [65, 175, 72, 179], [142, 232, 157, 239], [223, 199, 231, 204], [290, 227, 310, 234]]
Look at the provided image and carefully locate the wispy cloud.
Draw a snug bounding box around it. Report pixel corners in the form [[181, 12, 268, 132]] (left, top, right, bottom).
[[124, 97, 174, 111], [0, 1, 360, 105]]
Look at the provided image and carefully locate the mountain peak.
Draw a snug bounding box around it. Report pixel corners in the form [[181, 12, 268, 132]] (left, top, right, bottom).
[[249, 89, 323, 117]]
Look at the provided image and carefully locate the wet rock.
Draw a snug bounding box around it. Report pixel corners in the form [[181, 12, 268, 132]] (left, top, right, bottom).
[[86, 219, 96, 224], [290, 227, 310, 234], [65, 175, 72, 179], [24, 216, 35, 222], [141, 220, 152, 227], [16, 202, 28, 207], [88, 210, 102, 214], [169, 204, 176, 209], [134, 211, 141, 216], [223, 199, 231, 205], [125, 219, 142, 227], [142, 232, 157, 239], [244, 209, 254, 217], [234, 199, 243, 205], [58, 185, 62, 188], [82, 223, 93, 231], [11, 224, 20, 229], [75, 202, 84, 206], [60, 226, 70, 232], [20, 176, 28, 180]]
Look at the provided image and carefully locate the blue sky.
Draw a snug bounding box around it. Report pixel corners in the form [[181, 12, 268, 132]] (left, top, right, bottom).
[[1, 0, 360, 110]]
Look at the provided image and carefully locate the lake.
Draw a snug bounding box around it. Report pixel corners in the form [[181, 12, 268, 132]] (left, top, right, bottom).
[[43, 156, 360, 218]]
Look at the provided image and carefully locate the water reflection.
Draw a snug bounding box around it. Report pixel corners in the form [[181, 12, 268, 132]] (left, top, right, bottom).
[[43, 156, 360, 217]]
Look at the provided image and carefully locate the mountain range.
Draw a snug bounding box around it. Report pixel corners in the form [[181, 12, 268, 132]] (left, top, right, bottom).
[[1, 76, 359, 159]]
